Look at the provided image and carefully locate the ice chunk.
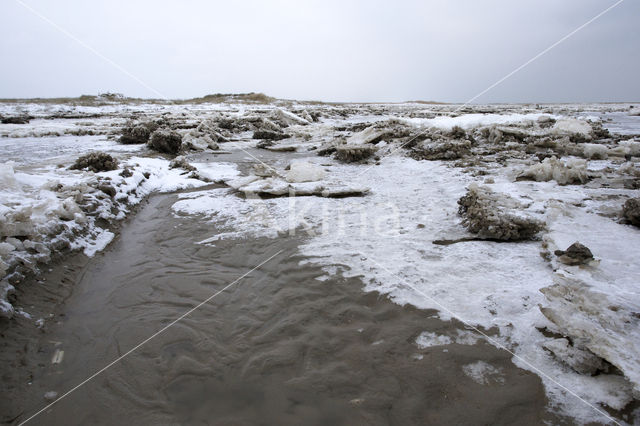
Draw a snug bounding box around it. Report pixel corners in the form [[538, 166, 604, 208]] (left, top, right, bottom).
[[0, 242, 15, 256], [0, 283, 14, 318], [519, 157, 589, 185], [542, 338, 606, 375], [227, 175, 261, 190], [0, 162, 17, 187], [542, 205, 640, 396], [320, 186, 369, 198], [81, 229, 114, 257], [285, 162, 326, 183], [44, 391, 58, 402], [238, 177, 290, 196], [346, 126, 387, 145], [271, 108, 310, 126], [540, 277, 640, 396], [182, 132, 215, 151], [582, 143, 608, 160], [552, 118, 592, 136], [619, 140, 640, 157], [289, 182, 325, 195]]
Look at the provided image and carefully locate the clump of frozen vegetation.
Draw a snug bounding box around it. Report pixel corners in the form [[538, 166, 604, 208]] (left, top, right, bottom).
[[253, 130, 289, 142], [553, 241, 594, 266], [335, 145, 377, 163], [0, 114, 32, 124], [410, 138, 471, 161], [119, 121, 158, 144], [331, 123, 419, 163], [405, 125, 475, 161], [457, 184, 544, 240], [622, 198, 640, 227], [69, 151, 118, 172], [148, 129, 182, 155], [169, 156, 197, 172]]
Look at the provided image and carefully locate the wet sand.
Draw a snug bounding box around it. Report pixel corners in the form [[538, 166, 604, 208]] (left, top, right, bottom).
[[1, 191, 564, 425]]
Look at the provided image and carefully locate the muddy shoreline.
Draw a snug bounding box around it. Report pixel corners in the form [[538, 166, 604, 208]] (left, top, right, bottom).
[[2, 101, 639, 424], [0, 196, 155, 423], [0, 192, 563, 425]]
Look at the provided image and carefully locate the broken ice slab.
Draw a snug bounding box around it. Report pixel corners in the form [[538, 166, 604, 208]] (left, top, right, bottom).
[[234, 176, 368, 198], [51, 349, 64, 364]]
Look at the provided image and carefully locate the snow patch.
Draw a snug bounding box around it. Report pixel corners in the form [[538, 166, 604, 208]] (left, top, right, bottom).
[[415, 329, 480, 348], [415, 332, 452, 348], [462, 361, 505, 385], [403, 113, 546, 130]]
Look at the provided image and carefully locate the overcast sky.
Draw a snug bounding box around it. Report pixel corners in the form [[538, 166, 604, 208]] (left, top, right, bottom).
[[0, 0, 638, 103]]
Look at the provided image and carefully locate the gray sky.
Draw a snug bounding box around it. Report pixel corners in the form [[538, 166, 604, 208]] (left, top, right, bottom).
[[0, 0, 638, 103]]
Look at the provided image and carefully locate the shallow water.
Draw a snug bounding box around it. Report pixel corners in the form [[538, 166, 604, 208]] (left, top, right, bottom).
[[3, 192, 561, 425], [592, 111, 640, 135], [0, 135, 142, 166]]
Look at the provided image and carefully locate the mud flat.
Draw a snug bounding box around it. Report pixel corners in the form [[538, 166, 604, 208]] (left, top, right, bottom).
[[0, 192, 563, 425]]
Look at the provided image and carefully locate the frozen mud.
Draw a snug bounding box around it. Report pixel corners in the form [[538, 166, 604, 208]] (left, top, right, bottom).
[[1, 97, 640, 424]]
